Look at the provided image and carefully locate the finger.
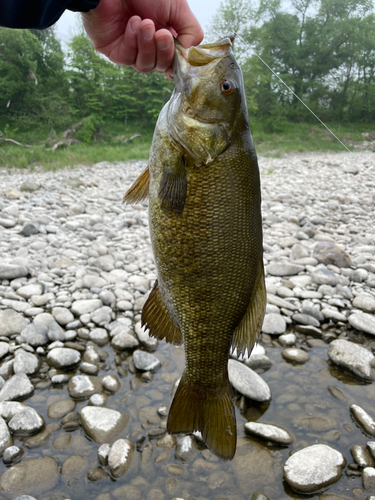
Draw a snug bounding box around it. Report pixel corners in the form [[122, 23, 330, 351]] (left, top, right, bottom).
[[155, 30, 174, 73], [121, 16, 141, 65], [170, 0, 204, 48], [134, 19, 156, 73]]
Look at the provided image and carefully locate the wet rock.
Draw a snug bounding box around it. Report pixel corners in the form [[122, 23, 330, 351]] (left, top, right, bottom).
[[133, 350, 161, 371], [295, 415, 336, 431], [88, 393, 108, 407], [349, 313, 375, 336], [327, 339, 375, 381], [363, 467, 375, 490], [261, 313, 286, 335], [68, 375, 102, 399], [102, 375, 121, 392], [0, 310, 28, 337], [282, 348, 310, 364], [175, 435, 197, 461], [13, 351, 40, 376], [8, 407, 44, 436], [228, 359, 271, 402], [350, 404, 375, 436], [47, 348, 81, 370], [244, 422, 294, 445], [98, 443, 111, 466], [61, 455, 89, 481], [52, 434, 71, 450], [283, 444, 346, 493], [87, 467, 110, 482], [0, 457, 59, 496], [47, 399, 76, 419], [279, 332, 296, 347], [245, 344, 273, 370], [111, 330, 139, 351], [135, 322, 159, 351], [0, 374, 34, 402], [350, 444, 375, 469], [80, 407, 129, 444], [327, 386, 347, 403], [24, 428, 51, 449], [250, 493, 270, 500], [313, 242, 352, 268], [0, 417, 12, 456], [2, 445, 23, 465], [108, 438, 135, 478]]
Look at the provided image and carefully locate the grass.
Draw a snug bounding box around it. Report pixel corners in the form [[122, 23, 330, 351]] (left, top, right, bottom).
[[0, 120, 374, 170]]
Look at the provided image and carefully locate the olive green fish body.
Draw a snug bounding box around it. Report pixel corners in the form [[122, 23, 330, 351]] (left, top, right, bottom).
[[124, 37, 266, 460]]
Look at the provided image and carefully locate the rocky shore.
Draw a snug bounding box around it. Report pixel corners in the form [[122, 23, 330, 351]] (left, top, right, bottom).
[[0, 151, 374, 499]]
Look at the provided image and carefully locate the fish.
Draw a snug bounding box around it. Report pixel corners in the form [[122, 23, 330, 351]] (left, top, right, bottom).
[[124, 36, 266, 461]]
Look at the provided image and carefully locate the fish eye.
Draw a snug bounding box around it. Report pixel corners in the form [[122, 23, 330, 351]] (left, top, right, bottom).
[[220, 80, 235, 95]]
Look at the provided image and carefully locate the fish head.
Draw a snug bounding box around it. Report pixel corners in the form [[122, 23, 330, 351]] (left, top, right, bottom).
[[167, 36, 247, 165]]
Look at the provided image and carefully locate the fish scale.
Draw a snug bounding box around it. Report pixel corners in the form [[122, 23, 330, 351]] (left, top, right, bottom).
[[124, 36, 266, 460]]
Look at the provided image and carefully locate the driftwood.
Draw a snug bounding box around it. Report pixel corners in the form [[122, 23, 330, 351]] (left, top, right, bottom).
[[62, 120, 85, 139], [49, 138, 80, 151], [0, 131, 31, 148]]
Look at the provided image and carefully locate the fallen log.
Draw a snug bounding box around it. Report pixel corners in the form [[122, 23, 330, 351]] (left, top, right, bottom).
[[0, 131, 31, 148]]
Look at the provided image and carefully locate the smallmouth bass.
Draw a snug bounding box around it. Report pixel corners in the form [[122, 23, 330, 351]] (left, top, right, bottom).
[[124, 36, 266, 461]]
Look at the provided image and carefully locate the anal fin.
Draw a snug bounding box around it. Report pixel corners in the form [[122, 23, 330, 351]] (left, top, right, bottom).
[[142, 281, 182, 345], [123, 165, 149, 204], [158, 155, 187, 215], [232, 266, 266, 358]]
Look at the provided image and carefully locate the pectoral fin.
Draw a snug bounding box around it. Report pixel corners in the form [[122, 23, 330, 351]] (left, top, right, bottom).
[[123, 165, 149, 204], [158, 155, 187, 215], [142, 281, 182, 345], [232, 267, 266, 358]]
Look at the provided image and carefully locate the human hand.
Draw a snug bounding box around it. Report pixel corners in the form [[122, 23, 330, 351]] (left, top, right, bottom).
[[81, 0, 203, 76]]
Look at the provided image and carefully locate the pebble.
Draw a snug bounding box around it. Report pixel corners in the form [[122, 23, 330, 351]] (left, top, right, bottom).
[[47, 399, 76, 419], [108, 438, 135, 478], [261, 313, 286, 334], [350, 404, 375, 436], [327, 339, 375, 381], [13, 351, 40, 376], [68, 375, 102, 399], [350, 444, 375, 469], [228, 359, 271, 402], [282, 348, 310, 363], [102, 375, 121, 392], [349, 313, 375, 336], [133, 350, 161, 371], [80, 406, 129, 444], [244, 422, 294, 445], [0, 417, 13, 456], [283, 444, 346, 493], [0, 457, 59, 496], [0, 374, 34, 402], [3, 445, 23, 464], [46, 347, 81, 370], [8, 407, 44, 435]]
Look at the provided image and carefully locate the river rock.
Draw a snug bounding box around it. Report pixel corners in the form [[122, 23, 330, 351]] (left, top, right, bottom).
[[61, 455, 89, 481], [261, 313, 286, 335], [313, 242, 352, 268], [349, 313, 375, 336], [0, 417, 12, 456], [245, 422, 294, 445], [0, 374, 34, 402], [133, 350, 161, 371], [0, 265, 28, 281], [19, 323, 48, 347], [3, 445, 23, 465], [108, 439, 135, 478], [350, 404, 375, 436], [68, 375, 102, 399], [111, 330, 139, 351], [47, 399, 76, 419], [267, 263, 304, 276], [0, 457, 59, 496], [8, 408, 44, 436], [352, 294, 375, 313], [0, 310, 28, 337], [102, 375, 121, 392], [47, 347, 81, 370], [283, 444, 346, 493], [327, 339, 375, 381], [13, 351, 40, 376], [80, 407, 129, 444], [282, 348, 310, 364], [363, 467, 375, 490], [71, 299, 103, 316], [52, 307, 74, 326], [228, 359, 271, 402]]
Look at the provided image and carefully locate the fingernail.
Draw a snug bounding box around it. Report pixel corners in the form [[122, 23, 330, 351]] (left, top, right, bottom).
[[141, 25, 154, 41], [130, 18, 138, 33], [158, 37, 171, 51]]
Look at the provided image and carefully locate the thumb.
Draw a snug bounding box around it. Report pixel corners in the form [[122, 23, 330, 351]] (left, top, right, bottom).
[[170, 3, 204, 48]]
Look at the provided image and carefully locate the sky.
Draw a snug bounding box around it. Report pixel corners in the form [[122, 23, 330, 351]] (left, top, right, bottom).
[[54, 0, 221, 44]]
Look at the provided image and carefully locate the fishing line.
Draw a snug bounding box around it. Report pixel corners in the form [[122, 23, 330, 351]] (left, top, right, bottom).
[[236, 34, 352, 154]]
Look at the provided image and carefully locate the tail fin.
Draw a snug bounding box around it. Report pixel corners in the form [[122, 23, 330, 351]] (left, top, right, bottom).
[[167, 374, 236, 461]]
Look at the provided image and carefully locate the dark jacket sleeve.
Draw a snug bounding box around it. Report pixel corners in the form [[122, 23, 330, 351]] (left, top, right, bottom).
[[0, 0, 100, 29]]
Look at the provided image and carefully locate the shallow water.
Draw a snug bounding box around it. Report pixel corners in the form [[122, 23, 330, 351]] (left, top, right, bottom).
[[1, 328, 373, 500]]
